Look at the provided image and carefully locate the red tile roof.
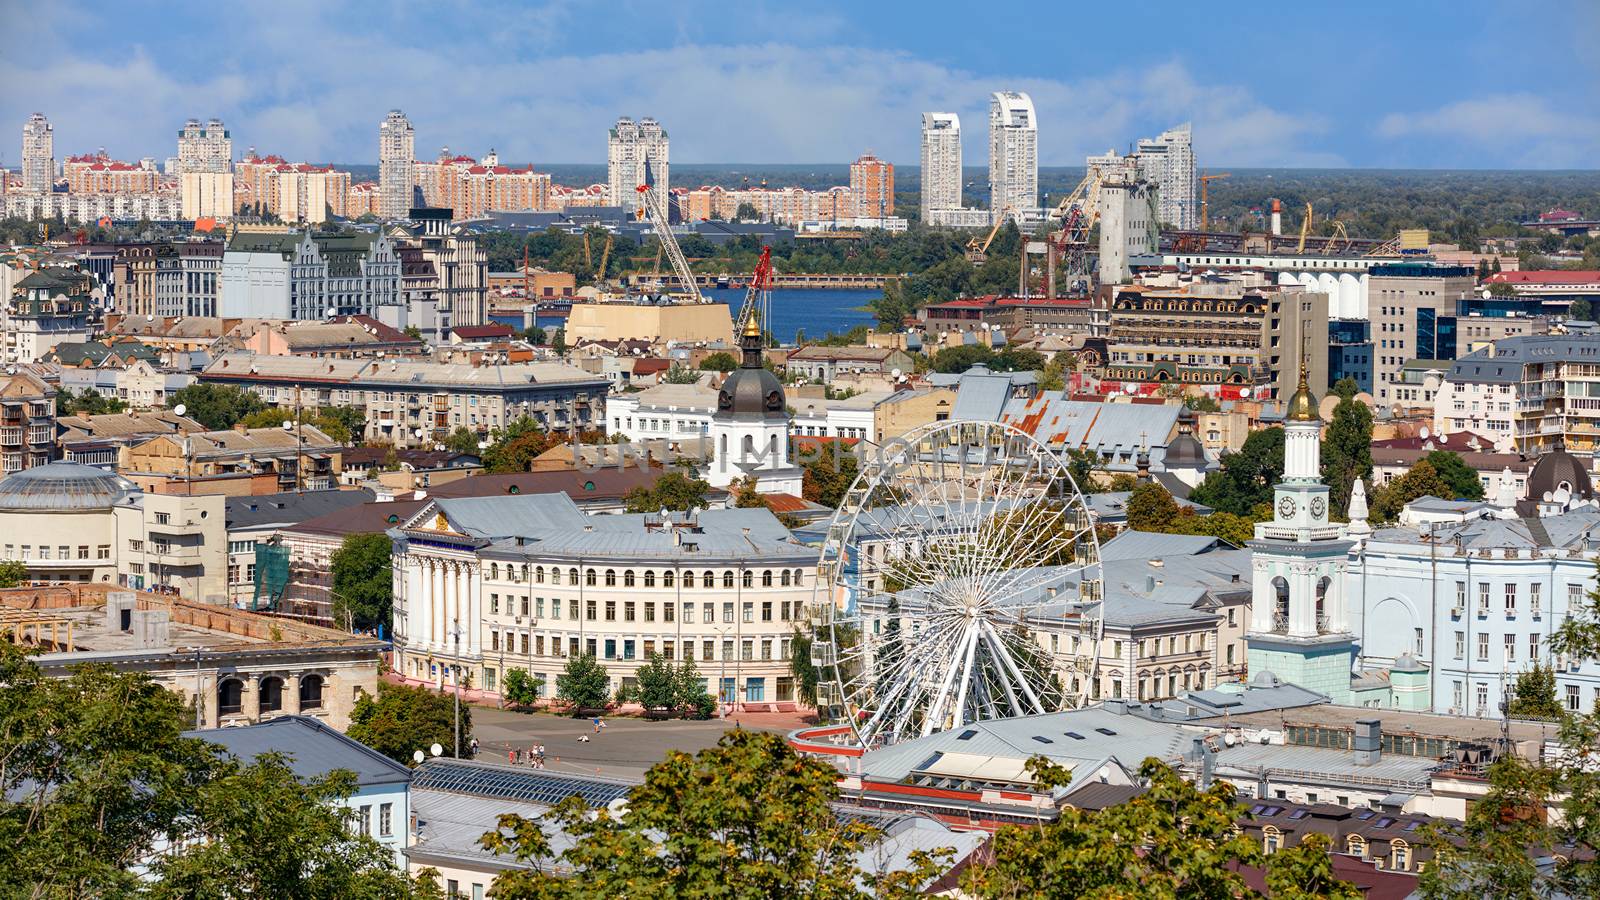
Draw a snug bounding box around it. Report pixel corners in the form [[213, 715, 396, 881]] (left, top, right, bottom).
[[452, 324, 515, 339], [1487, 270, 1600, 285]]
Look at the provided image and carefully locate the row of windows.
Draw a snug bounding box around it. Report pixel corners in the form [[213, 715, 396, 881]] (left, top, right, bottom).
[[486, 632, 793, 663], [487, 594, 801, 625], [1456, 630, 1543, 664], [485, 564, 808, 590], [3, 543, 111, 560]]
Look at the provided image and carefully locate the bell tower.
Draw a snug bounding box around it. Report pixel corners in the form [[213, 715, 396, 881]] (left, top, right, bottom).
[[1245, 360, 1357, 702], [706, 310, 802, 495]]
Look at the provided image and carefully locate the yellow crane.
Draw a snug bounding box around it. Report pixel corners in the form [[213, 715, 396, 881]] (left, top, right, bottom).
[[1296, 202, 1314, 253], [582, 231, 592, 270], [1199, 172, 1230, 231], [966, 207, 1013, 263], [595, 233, 612, 284]]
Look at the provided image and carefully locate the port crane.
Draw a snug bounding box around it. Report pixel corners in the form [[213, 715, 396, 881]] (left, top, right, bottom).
[[735, 245, 775, 343], [637, 183, 703, 302], [1198, 172, 1230, 231], [1296, 202, 1315, 253], [595, 233, 613, 285], [965, 208, 1012, 263], [1046, 171, 1103, 290]]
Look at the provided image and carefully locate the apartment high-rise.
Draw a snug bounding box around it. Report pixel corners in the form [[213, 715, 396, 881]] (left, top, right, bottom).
[[1134, 123, 1196, 230], [607, 117, 668, 216], [21, 113, 54, 193], [920, 113, 961, 224], [176, 118, 233, 174], [378, 110, 416, 220], [849, 154, 894, 220], [989, 92, 1038, 221]]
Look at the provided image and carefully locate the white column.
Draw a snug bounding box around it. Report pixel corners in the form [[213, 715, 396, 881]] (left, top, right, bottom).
[[466, 565, 482, 657], [1250, 563, 1274, 632], [1289, 566, 1315, 638], [432, 561, 445, 653]]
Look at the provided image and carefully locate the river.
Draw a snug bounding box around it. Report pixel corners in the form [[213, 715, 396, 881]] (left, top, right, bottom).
[[490, 287, 883, 345]]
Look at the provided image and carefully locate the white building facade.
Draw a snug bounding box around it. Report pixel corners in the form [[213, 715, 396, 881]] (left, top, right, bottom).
[[607, 117, 668, 215], [378, 110, 416, 220], [988, 92, 1038, 221], [21, 113, 54, 192], [1135, 123, 1197, 230], [920, 112, 962, 224], [176, 118, 232, 174]]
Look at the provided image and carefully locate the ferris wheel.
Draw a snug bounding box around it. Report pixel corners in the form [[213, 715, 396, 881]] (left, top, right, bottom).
[[810, 420, 1105, 750]]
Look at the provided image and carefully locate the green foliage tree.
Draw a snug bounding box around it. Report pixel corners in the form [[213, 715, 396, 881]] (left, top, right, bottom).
[[1425, 450, 1486, 501], [1322, 380, 1374, 518], [1189, 427, 1285, 516], [481, 730, 934, 899], [1127, 481, 1180, 531], [964, 757, 1268, 898], [675, 658, 716, 719], [148, 751, 419, 898], [1064, 449, 1104, 493], [348, 681, 471, 765], [734, 201, 761, 222], [1168, 509, 1258, 546], [928, 343, 994, 374], [1368, 459, 1454, 524], [330, 532, 394, 630], [1505, 662, 1565, 721], [1419, 754, 1563, 899], [555, 652, 610, 712], [663, 361, 700, 384], [525, 325, 548, 344], [481, 416, 556, 474], [551, 328, 566, 355], [1571, 297, 1593, 321], [502, 668, 542, 710], [444, 426, 482, 455], [321, 405, 368, 444], [789, 627, 820, 708], [802, 448, 859, 508], [634, 652, 679, 713], [623, 471, 711, 513], [0, 559, 26, 588], [56, 387, 128, 416], [168, 383, 268, 430], [699, 351, 738, 373], [1183, 393, 1223, 413]]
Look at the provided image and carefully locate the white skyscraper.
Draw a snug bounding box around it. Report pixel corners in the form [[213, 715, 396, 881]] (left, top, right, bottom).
[[21, 113, 53, 193], [378, 110, 416, 220], [607, 117, 669, 216], [988, 92, 1037, 221], [176, 118, 233, 174], [920, 112, 962, 224], [1134, 123, 1196, 229]]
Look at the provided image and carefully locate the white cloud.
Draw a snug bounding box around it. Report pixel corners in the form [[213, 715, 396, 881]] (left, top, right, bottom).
[[1377, 94, 1600, 168], [0, 4, 1340, 169]]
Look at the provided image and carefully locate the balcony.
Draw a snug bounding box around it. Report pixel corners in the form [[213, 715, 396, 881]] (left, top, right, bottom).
[[0, 427, 21, 447]]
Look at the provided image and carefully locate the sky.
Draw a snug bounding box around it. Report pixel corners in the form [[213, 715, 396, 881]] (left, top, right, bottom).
[[2, 0, 1597, 171]]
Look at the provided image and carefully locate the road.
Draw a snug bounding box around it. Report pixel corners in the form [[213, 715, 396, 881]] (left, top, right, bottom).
[[466, 706, 811, 781]]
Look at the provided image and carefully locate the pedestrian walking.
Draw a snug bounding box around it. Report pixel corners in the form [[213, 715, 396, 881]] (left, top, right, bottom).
[[592, 717, 600, 734], [507, 748, 514, 765]]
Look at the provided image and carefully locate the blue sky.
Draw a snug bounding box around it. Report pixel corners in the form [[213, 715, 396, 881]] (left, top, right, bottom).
[[3, 0, 1597, 169]]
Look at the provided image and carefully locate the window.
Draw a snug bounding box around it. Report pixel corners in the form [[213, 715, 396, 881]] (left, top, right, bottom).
[[1505, 633, 1516, 663], [1454, 631, 1465, 659], [1415, 628, 1425, 655], [624, 570, 635, 588], [643, 570, 655, 588], [1570, 583, 1585, 609], [1531, 583, 1542, 616], [1478, 582, 1490, 612], [299, 675, 324, 709], [723, 571, 735, 589], [490, 594, 500, 616], [663, 570, 675, 588], [1568, 685, 1582, 712], [586, 569, 597, 586], [1530, 633, 1540, 661], [702, 571, 714, 588], [217, 679, 243, 715], [604, 569, 616, 587], [1263, 826, 1281, 855], [742, 602, 753, 623], [379, 802, 393, 837], [1390, 840, 1411, 871], [357, 805, 372, 836], [1505, 583, 1517, 613], [723, 602, 734, 623], [742, 570, 753, 588], [586, 600, 597, 621], [1455, 581, 1466, 608], [1477, 632, 1489, 661], [624, 602, 635, 622]]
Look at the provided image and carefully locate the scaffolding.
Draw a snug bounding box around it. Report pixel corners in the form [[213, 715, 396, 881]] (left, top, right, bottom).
[[252, 542, 291, 612]]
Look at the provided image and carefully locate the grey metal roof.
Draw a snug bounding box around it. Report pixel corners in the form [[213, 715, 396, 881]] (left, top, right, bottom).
[[410, 758, 636, 806], [1211, 741, 1438, 791], [186, 715, 412, 787], [1100, 530, 1230, 561], [225, 488, 375, 531], [1447, 334, 1600, 384], [1371, 508, 1600, 552], [0, 462, 139, 511], [949, 367, 1037, 421], [1130, 682, 1330, 722]]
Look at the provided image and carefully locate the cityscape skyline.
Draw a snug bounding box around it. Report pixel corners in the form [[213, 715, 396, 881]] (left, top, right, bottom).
[[2, 0, 1596, 171]]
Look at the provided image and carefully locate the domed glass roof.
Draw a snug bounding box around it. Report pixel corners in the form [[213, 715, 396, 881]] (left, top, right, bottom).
[[0, 462, 139, 511]]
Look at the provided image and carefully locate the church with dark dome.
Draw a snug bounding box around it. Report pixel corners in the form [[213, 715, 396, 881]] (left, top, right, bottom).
[[705, 312, 803, 495]]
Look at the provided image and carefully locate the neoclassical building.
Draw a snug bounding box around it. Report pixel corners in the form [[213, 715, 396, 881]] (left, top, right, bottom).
[[390, 493, 817, 709]]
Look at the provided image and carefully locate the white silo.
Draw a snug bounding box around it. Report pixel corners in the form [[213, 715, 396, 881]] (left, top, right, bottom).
[[1277, 271, 1299, 287], [1338, 273, 1362, 320], [1317, 273, 1340, 316]]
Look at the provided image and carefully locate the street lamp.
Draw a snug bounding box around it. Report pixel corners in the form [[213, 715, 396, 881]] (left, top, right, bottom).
[[449, 618, 464, 758], [714, 624, 733, 719]]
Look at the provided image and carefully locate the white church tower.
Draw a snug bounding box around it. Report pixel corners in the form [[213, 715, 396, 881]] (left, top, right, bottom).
[[706, 311, 803, 495], [1245, 363, 1358, 703]]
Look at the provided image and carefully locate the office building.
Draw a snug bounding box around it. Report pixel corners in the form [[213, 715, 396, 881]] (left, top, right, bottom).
[[1367, 263, 1477, 404], [1327, 319, 1373, 395], [21, 113, 53, 192], [988, 92, 1037, 220], [378, 110, 416, 220], [848, 154, 893, 220], [607, 116, 668, 215], [919, 112, 962, 224], [1433, 333, 1600, 454], [5, 267, 94, 365], [386, 208, 488, 329], [1134, 123, 1197, 230], [176, 118, 232, 174]]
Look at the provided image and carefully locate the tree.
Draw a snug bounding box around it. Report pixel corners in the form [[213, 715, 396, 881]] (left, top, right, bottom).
[[734, 201, 761, 222], [444, 427, 482, 455], [699, 351, 738, 373], [623, 471, 711, 513], [403, 324, 424, 341], [802, 449, 859, 508], [1189, 427, 1285, 516], [480, 730, 925, 900], [635, 652, 679, 713], [1571, 297, 1593, 321], [0, 559, 26, 588], [928, 344, 995, 374], [482, 416, 557, 474], [1368, 459, 1454, 524], [663, 362, 699, 384], [1419, 754, 1563, 899], [56, 387, 127, 416], [168, 383, 268, 430], [551, 328, 566, 355], [964, 757, 1265, 899], [1266, 833, 1362, 900], [347, 681, 471, 765], [320, 405, 368, 445], [502, 668, 542, 710], [524, 326, 548, 345], [1425, 450, 1486, 501], [1064, 449, 1104, 494], [1126, 481, 1180, 531], [1505, 662, 1564, 720], [675, 658, 716, 719], [555, 653, 610, 712], [1169, 509, 1258, 546], [1322, 380, 1374, 518], [148, 751, 419, 898], [1183, 393, 1222, 413], [330, 532, 394, 631]]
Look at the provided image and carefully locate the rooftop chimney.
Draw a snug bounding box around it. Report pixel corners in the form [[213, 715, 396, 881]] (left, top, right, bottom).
[[1353, 718, 1381, 766]]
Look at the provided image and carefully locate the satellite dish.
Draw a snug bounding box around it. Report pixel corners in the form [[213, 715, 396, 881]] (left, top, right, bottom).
[[173, 403, 186, 417], [1481, 288, 1491, 299], [890, 367, 901, 379], [1419, 427, 1430, 440], [430, 743, 443, 757], [413, 749, 425, 764], [1239, 387, 1251, 398], [1437, 433, 1448, 445], [282, 420, 294, 431]]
